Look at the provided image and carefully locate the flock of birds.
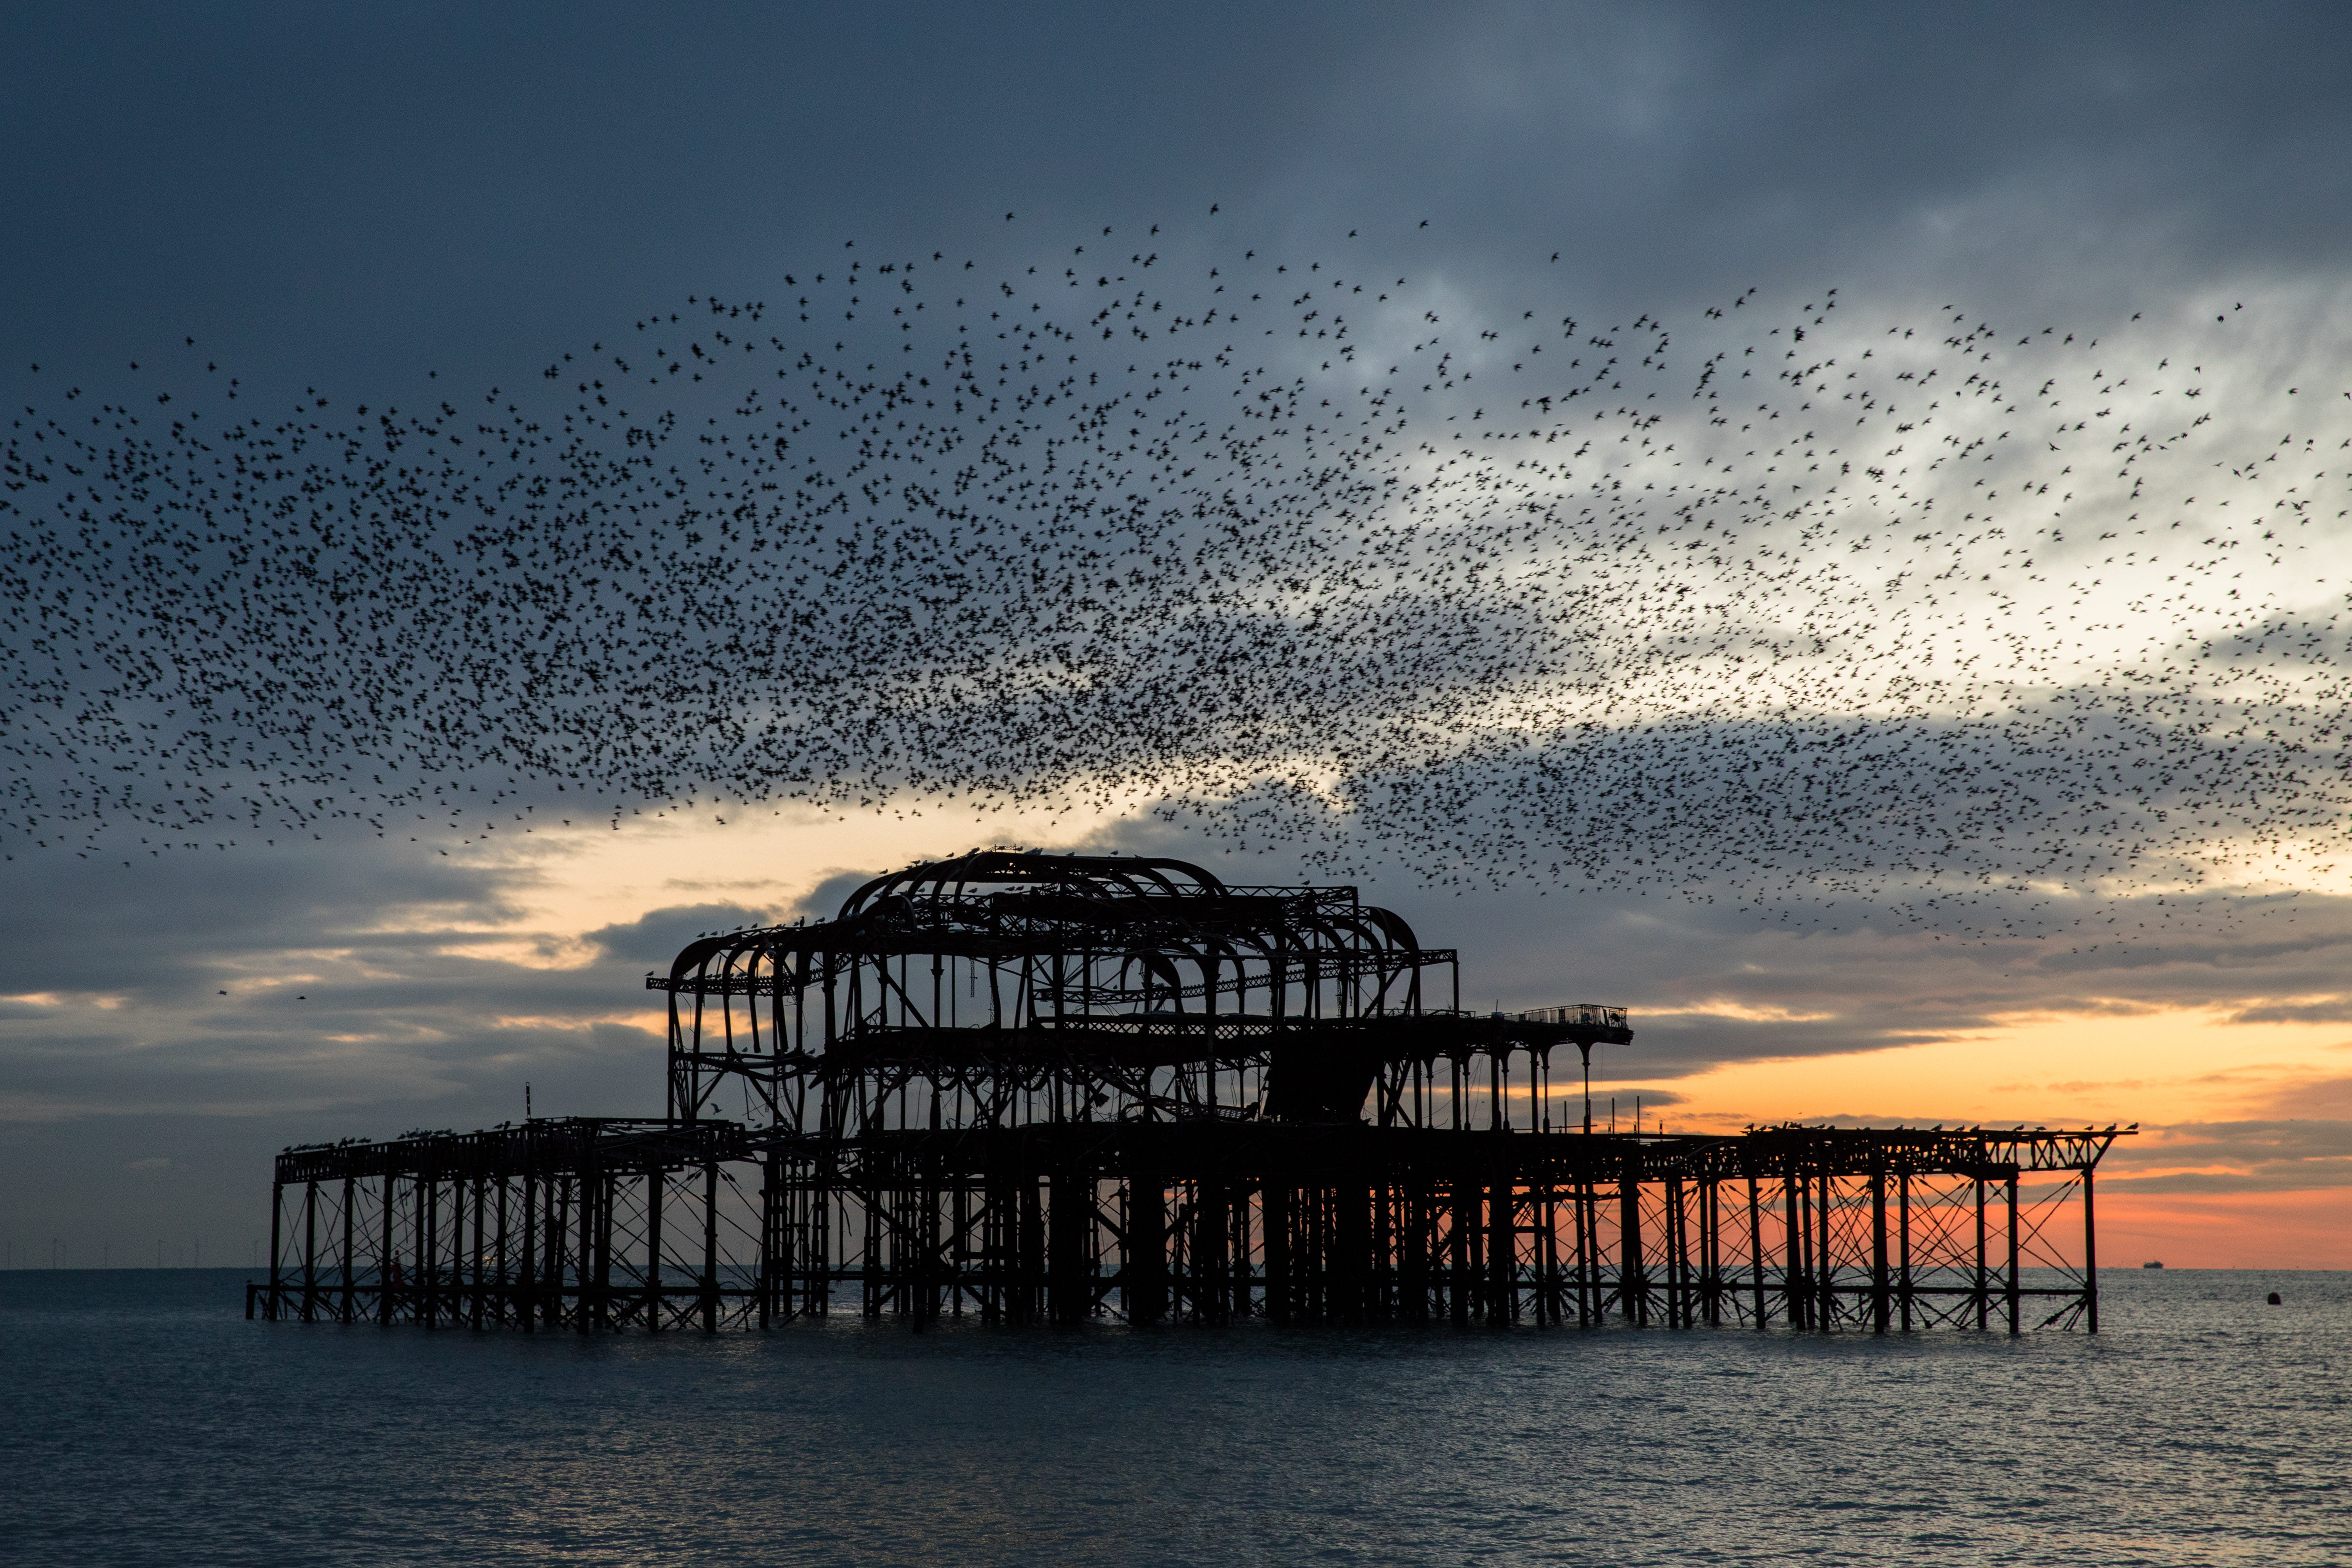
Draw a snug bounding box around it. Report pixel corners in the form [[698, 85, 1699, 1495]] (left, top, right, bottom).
[[4, 215, 2347, 943]]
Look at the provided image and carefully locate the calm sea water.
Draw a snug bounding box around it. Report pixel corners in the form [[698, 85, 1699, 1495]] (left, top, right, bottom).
[[2, 1268, 2345, 1566]]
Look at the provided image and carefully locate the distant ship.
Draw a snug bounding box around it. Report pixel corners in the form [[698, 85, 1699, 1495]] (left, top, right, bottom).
[[2142, 1260, 2164, 1269]]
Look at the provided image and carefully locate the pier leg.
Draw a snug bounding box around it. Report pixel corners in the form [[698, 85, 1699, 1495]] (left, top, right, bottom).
[[1898, 1171, 1912, 1334], [1975, 1175, 1989, 1331], [1748, 1176, 1766, 1329], [2005, 1171, 2021, 1336], [302, 1179, 318, 1322], [1778, 1175, 1797, 1326], [1871, 1166, 1889, 1335], [2083, 1167, 2099, 1334], [1573, 1180, 1591, 1328], [645, 1168, 663, 1333], [575, 1172, 594, 1334], [419, 1178, 435, 1328], [1620, 1164, 1645, 1328], [1704, 1180, 1722, 1328], [1130, 1163, 1169, 1325], [471, 1179, 486, 1331], [1487, 1171, 1515, 1326], [704, 1158, 721, 1332], [1449, 1176, 1472, 1326], [380, 1172, 396, 1325], [1664, 1178, 1684, 1328], [520, 1170, 536, 1332], [267, 1180, 283, 1321], [1817, 1171, 1836, 1331], [493, 1179, 508, 1328]]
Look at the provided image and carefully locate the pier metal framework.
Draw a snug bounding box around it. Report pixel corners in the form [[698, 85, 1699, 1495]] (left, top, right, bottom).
[[261, 852, 2127, 1332]]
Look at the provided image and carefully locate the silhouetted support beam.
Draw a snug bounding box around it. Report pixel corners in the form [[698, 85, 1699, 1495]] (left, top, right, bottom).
[[1897, 1170, 1913, 1334], [1871, 1165, 1889, 1335], [1130, 1164, 1169, 1324], [1975, 1174, 1990, 1331], [2006, 1170, 2021, 1336], [380, 1171, 397, 1326], [1784, 1173, 1805, 1331], [1747, 1175, 1766, 1329], [1449, 1174, 1473, 1325], [1575, 1179, 1594, 1328], [301, 1179, 317, 1321], [1487, 1166, 1515, 1325], [1049, 1165, 1091, 1325], [491, 1178, 508, 1328], [703, 1159, 721, 1332], [1702, 1179, 1721, 1328], [2083, 1166, 2099, 1334], [1620, 1155, 1645, 1327], [419, 1176, 436, 1328], [267, 1180, 283, 1321], [575, 1168, 594, 1335], [471, 1178, 487, 1331], [643, 1168, 663, 1334], [1816, 1170, 1835, 1331], [1020, 1171, 1046, 1326], [1538, 1179, 1561, 1327], [520, 1168, 537, 1333]]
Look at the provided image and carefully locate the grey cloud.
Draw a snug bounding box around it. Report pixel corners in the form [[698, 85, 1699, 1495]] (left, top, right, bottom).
[[1080, 811, 2352, 1078], [586, 903, 779, 968], [4, 5, 2346, 408], [791, 870, 890, 921], [2255, 1076, 2352, 1120], [2099, 1169, 2352, 1195], [0, 841, 536, 1004], [2102, 1118, 2352, 1191], [2109, 1118, 2352, 1162], [2227, 998, 2352, 1025]]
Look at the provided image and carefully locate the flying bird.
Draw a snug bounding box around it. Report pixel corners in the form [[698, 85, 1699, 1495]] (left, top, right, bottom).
[[1, 215, 2343, 950]]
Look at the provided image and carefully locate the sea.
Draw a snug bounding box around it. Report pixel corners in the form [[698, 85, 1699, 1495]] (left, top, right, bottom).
[[2, 1268, 2345, 1565]]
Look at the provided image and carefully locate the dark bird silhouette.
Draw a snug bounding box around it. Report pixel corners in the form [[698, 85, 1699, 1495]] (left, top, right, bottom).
[[2, 215, 2343, 949]]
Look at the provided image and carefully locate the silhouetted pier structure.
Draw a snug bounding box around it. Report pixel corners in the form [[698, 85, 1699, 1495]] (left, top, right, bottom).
[[261, 852, 2125, 1332]]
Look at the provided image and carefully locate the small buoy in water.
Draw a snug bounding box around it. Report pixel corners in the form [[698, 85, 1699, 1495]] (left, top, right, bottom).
[[2267, 1292, 2283, 1305]]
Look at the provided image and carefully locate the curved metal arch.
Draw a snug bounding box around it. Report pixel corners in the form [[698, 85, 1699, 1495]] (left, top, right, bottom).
[[653, 850, 1623, 1137], [832, 850, 1228, 921]]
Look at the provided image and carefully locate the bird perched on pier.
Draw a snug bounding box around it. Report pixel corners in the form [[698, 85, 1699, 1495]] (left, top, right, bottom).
[[2, 216, 2346, 946]]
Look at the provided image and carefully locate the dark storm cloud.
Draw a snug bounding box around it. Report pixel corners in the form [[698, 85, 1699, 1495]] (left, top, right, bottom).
[[6, 2, 2347, 408]]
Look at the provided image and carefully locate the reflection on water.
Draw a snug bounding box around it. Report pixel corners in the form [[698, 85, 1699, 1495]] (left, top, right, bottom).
[[3, 1268, 2346, 1565]]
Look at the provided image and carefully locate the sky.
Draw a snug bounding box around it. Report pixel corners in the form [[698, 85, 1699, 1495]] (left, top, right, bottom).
[[4, 1, 2352, 1271]]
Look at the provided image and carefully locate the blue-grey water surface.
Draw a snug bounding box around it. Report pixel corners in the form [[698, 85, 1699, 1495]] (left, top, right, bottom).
[[3, 1268, 2346, 1565]]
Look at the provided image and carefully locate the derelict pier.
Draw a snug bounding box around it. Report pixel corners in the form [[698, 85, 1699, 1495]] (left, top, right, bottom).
[[260, 852, 2124, 1332]]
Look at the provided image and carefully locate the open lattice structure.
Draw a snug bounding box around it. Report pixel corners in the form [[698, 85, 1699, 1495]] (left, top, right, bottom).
[[262, 852, 2123, 1332]]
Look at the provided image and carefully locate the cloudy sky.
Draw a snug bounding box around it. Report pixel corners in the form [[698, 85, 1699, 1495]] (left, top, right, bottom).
[[5, 1, 2351, 1271]]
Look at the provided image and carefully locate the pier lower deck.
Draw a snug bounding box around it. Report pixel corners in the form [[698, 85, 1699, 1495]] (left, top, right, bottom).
[[259, 1120, 2121, 1334]]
